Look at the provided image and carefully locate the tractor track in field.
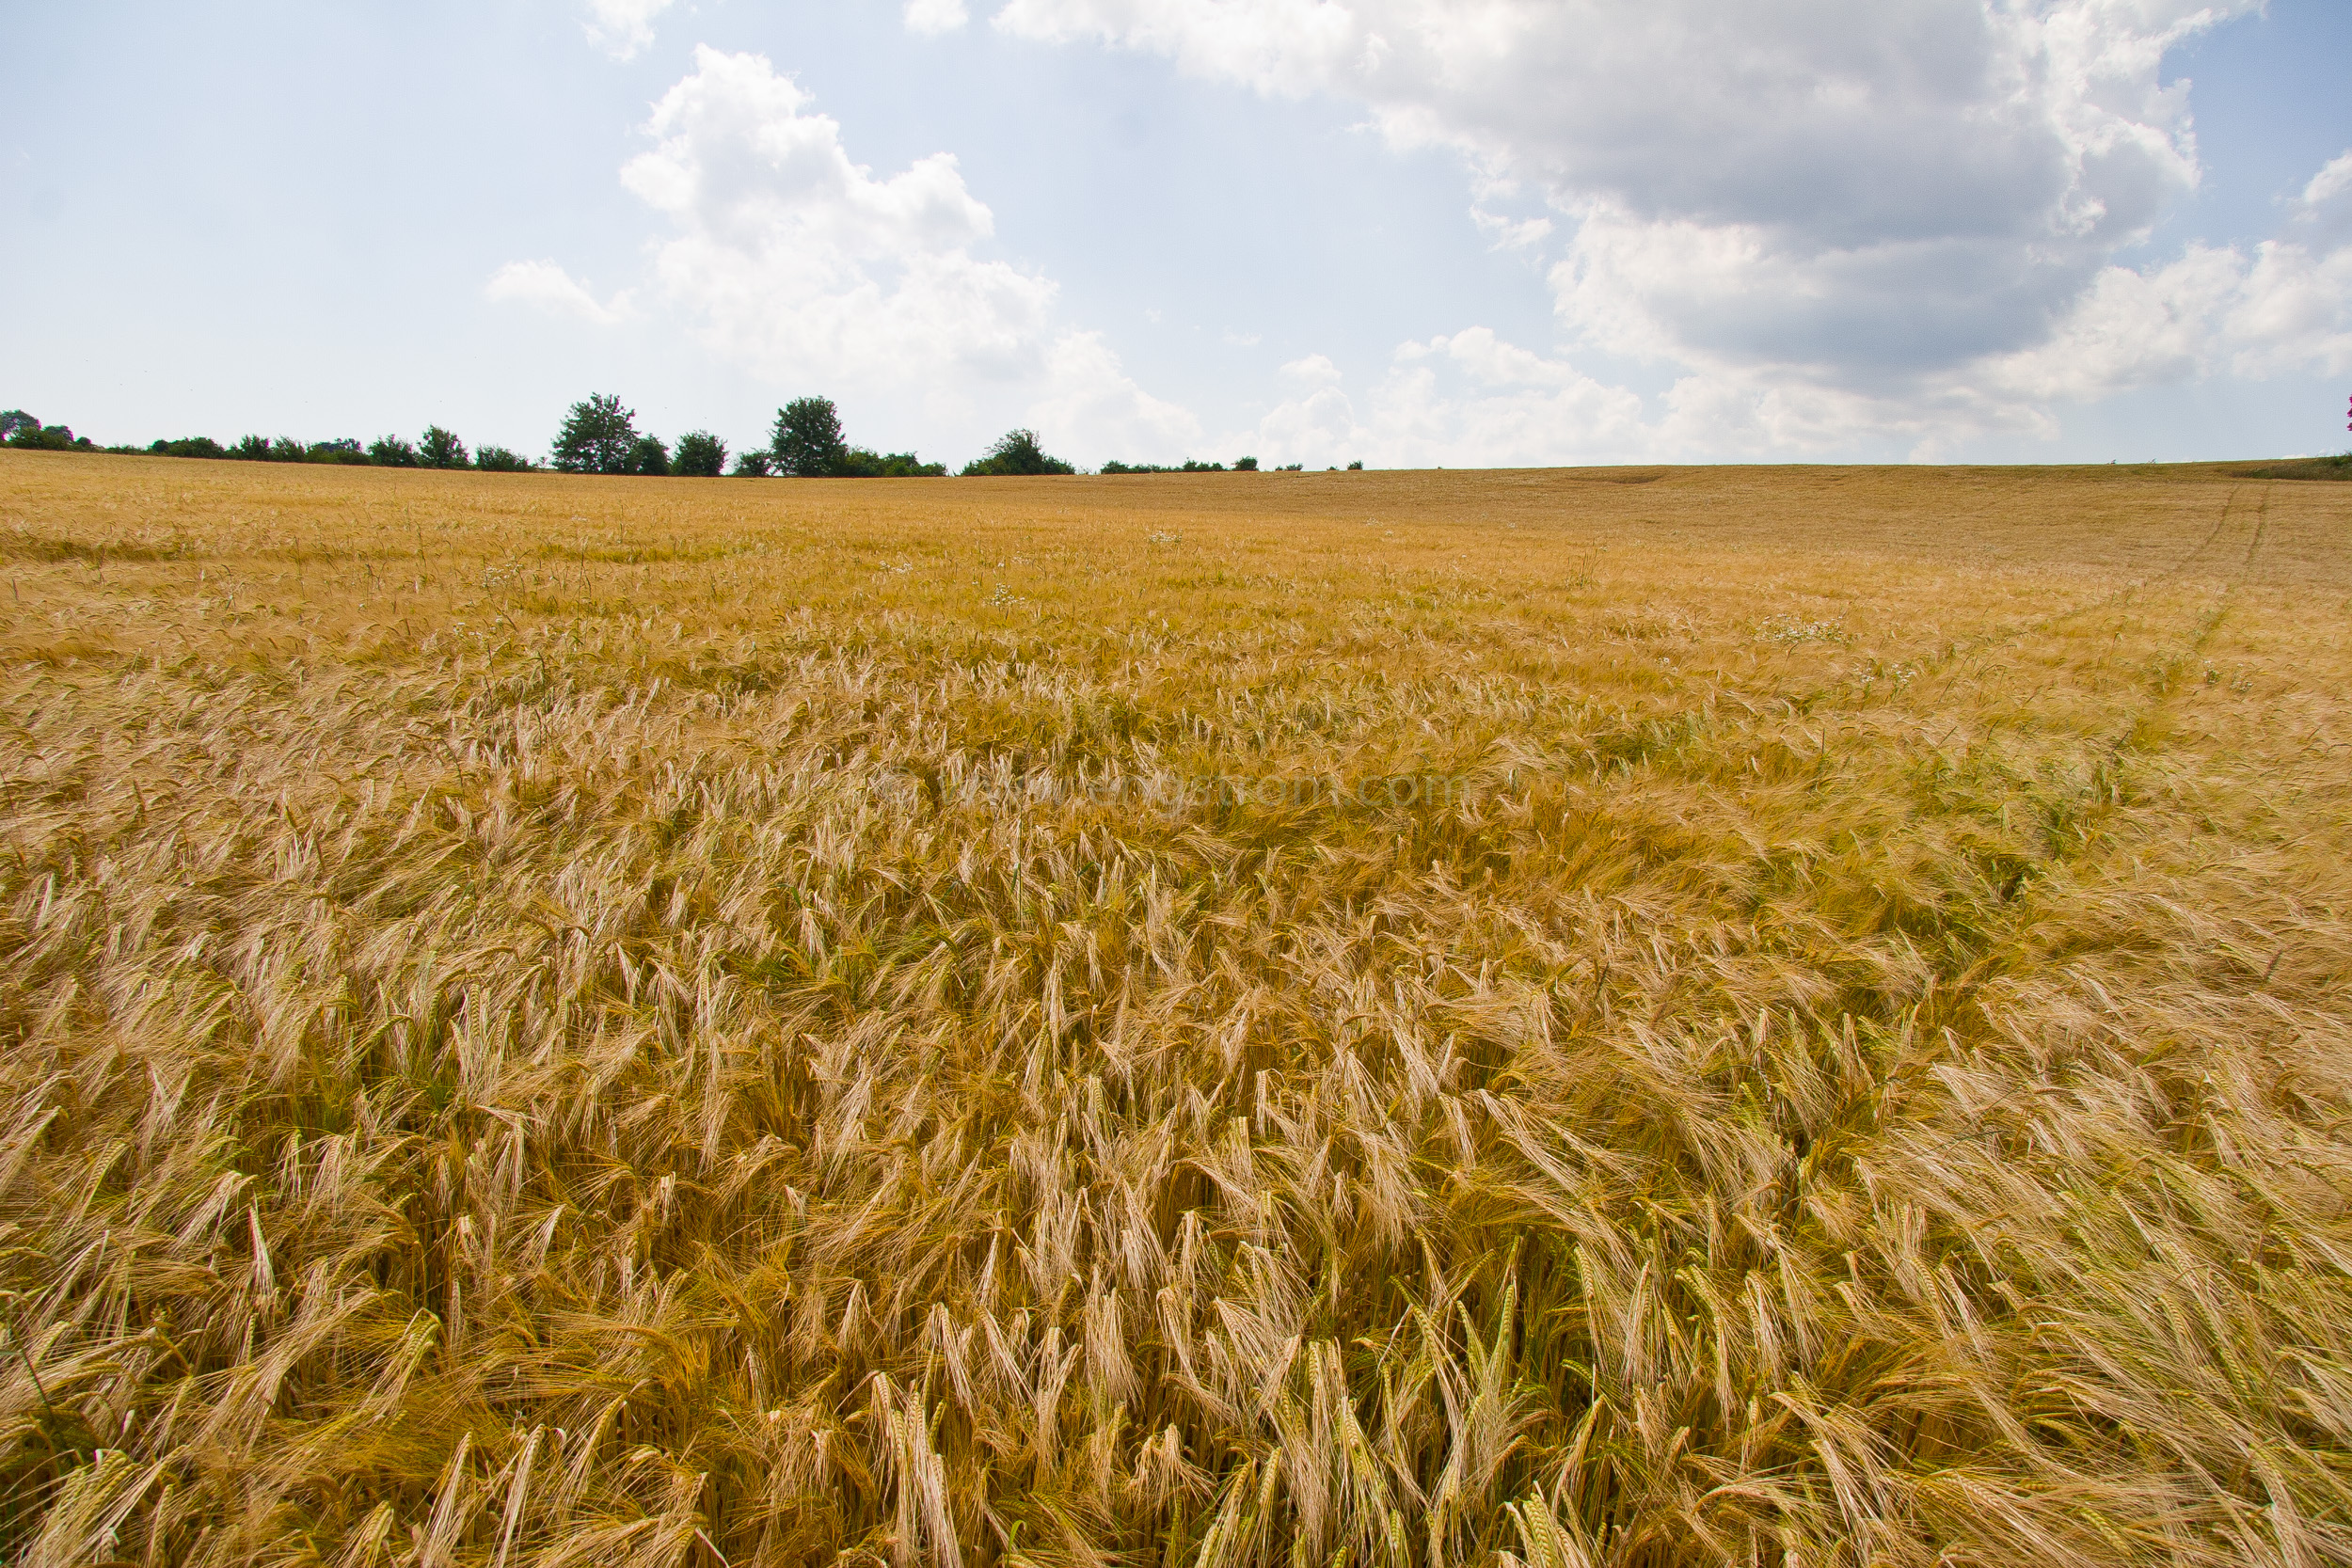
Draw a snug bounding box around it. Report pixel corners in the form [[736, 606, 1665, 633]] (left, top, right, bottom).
[[1913, 484, 2255, 706]]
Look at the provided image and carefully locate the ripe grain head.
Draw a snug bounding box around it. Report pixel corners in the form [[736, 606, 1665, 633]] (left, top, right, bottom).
[[0, 450, 2348, 1565]]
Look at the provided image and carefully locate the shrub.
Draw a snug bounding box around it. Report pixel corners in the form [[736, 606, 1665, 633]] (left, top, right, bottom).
[[149, 436, 228, 460], [230, 435, 272, 461], [369, 436, 421, 467], [1347, 460, 1364, 470], [0, 410, 35, 442], [674, 431, 728, 478], [2234, 455, 2352, 482], [271, 437, 307, 463], [731, 451, 775, 478], [1234, 455, 1260, 471], [1101, 453, 1251, 472], [961, 429, 1074, 477], [627, 435, 672, 476], [475, 446, 533, 473], [420, 426, 469, 469], [310, 439, 371, 466], [552, 394, 640, 475], [840, 447, 946, 479], [772, 397, 848, 478]]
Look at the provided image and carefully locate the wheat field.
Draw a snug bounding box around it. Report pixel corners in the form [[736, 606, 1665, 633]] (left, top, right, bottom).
[[2, 449, 2349, 1568]]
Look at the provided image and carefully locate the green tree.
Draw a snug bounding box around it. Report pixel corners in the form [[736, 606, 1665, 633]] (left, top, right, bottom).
[[231, 435, 272, 461], [1233, 455, 1260, 471], [369, 435, 421, 467], [552, 393, 640, 474], [771, 397, 848, 477], [731, 451, 775, 478], [476, 446, 533, 473], [961, 428, 1073, 477], [627, 435, 671, 476], [420, 426, 469, 469], [674, 431, 728, 477], [8, 417, 89, 451], [270, 437, 306, 463]]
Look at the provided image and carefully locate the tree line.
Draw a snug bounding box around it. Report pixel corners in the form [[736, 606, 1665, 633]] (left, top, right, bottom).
[[551, 395, 1078, 479], [4, 409, 533, 471], [0, 411, 98, 453], [4, 394, 1366, 476]]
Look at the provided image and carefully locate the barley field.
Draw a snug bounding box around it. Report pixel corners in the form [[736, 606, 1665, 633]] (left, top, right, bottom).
[[2, 450, 2349, 1568]]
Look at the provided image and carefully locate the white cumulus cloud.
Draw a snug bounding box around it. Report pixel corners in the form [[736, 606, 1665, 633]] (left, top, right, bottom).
[[620, 46, 1058, 386], [905, 0, 972, 35], [484, 260, 630, 325], [1026, 331, 1202, 458], [1243, 328, 1651, 469], [499, 46, 1200, 464], [2306, 151, 2352, 210], [581, 0, 677, 61], [992, 0, 2351, 449]]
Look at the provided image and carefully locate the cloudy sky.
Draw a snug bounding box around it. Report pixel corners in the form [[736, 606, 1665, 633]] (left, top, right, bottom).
[[5, 1, 2347, 468]]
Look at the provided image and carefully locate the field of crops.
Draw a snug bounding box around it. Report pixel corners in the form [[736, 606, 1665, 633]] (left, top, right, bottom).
[[2, 449, 2348, 1567]]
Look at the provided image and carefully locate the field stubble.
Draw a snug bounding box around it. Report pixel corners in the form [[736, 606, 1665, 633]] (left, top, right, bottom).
[[1, 451, 2349, 1566]]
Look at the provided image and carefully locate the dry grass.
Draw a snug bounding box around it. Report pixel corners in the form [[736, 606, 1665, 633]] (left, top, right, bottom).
[[2, 449, 2349, 1567]]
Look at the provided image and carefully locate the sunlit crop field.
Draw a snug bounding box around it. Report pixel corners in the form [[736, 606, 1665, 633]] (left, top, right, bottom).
[[3, 450, 2349, 1568]]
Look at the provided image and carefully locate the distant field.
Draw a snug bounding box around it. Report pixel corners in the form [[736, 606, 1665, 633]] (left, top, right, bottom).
[[2, 450, 2348, 1567]]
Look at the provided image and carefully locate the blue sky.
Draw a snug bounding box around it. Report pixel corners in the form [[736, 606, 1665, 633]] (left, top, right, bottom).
[[4, 0, 2347, 468]]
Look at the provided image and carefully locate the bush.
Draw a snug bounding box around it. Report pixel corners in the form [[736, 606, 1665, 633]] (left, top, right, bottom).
[[1346, 460, 1364, 470], [626, 435, 671, 476], [369, 436, 421, 467], [552, 394, 640, 475], [674, 431, 728, 478], [475, 446, 533, 473], [1234, 455, 1260, 472], [0, 411, 35, 442], [420, 426, 469, 469], [2233, 455, 2352, 482], [150, 436, 228, 460], [310, 439, 371, 466], [231, 435, 272, 461], [731, 451, 774, 478], [961, 429, 1074, 477], [840, 447, 946, 479], [1099, 458, 1252, 474], [772, 397, 848, 478], [271, 437, 307, 463]]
